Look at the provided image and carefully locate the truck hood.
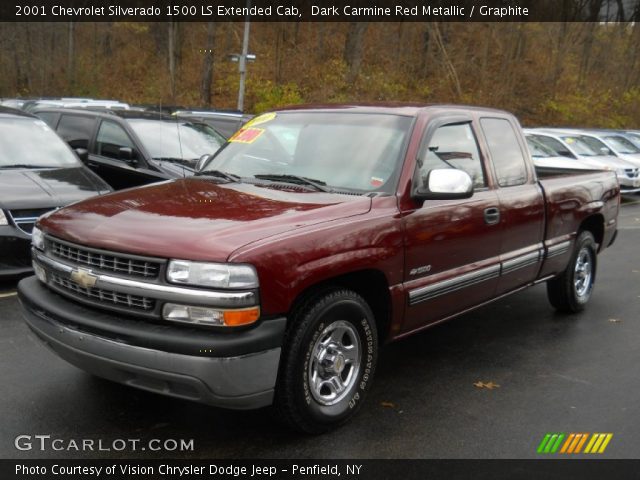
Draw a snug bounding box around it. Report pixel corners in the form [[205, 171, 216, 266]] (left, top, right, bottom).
[[0, 167, 109, 211], [39, 178, 373, 261]]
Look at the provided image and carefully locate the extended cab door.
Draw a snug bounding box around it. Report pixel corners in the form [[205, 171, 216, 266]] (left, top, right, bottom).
[[479, 117, 545, 295], [401, 118, 503, 333]]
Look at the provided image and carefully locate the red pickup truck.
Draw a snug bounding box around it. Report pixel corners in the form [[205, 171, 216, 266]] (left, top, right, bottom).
[[19, 105, 619, 433]]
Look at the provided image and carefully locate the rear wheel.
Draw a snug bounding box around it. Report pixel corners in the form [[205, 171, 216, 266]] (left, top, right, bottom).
[[274, 289, 378, 434], [546, 231, 597, 313]]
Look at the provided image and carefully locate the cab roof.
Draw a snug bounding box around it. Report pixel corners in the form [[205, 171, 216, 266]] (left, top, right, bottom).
[[273, 103, 511, 117]]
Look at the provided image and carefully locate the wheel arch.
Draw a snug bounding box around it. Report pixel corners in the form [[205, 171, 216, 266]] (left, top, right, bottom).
[[578, 214, 605, 251], [287, 269, 393, 344]]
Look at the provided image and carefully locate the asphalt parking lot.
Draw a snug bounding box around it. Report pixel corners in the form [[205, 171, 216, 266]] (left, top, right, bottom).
[[1, 200, 639, 460]]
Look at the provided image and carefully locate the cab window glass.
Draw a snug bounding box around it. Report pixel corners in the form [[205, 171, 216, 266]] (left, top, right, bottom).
[[418, 123, 486, 188], [481, 118, 528, 187]]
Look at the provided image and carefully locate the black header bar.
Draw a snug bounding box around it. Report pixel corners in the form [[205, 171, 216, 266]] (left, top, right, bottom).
[[2, 0, 640, 22]]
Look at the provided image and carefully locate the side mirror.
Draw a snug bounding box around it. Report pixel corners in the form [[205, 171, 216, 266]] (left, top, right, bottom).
[[118, 147, 138, 166], [412, 169, 474, 200], [73, 147, 88, 162], [558, 150, 574, 158], [600, 147, 612, 155], [196, 154, 211, 172]]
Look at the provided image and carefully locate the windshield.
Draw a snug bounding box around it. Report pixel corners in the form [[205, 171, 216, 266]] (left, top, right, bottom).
[[526, 137, 557, 158], [201, 112, 412, 193], [604, 135, 640, 154], [128, 119, 225, 164], [0, 118, 80, 168], [560, 136, 603, 156]]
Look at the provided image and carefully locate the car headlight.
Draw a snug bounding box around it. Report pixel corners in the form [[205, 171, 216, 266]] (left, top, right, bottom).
[[0, 210, 7, 226], [32, 226, 45, 250], [166, 260, 259, 289]]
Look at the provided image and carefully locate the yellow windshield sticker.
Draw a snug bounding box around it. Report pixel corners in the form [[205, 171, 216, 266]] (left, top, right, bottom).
[[229, 127, 265, 144], [244, 112, 276, 127], [565, 138, 575, 144]]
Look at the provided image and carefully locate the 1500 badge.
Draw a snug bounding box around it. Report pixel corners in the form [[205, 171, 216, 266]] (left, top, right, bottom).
[[410, 265, 432, 276]]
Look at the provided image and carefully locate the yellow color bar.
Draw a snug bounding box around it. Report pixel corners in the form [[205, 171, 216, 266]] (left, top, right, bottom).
[[590, 434, 606, 453], [598, 434, 613, 453], [584, 434, 599, 453]]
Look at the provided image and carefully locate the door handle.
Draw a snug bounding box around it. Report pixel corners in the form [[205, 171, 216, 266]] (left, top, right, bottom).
[[484, 207, 500, 225]]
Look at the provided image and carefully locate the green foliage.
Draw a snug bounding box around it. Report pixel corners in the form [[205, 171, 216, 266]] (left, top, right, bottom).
[[252, 81, 304, 113]]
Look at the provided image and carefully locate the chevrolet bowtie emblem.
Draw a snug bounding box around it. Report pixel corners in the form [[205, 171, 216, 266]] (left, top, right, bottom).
[[70, 268, 98, 289]]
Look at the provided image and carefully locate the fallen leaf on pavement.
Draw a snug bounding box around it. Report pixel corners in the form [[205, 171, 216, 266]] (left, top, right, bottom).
[[381, 401, 396, 408], [474, 381, 500, 389], [608, 318, 622, 323]]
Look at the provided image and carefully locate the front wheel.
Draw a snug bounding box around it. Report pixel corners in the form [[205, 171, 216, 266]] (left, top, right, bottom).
[[274, 289, 378, 434], [547, 231, 597, 313]]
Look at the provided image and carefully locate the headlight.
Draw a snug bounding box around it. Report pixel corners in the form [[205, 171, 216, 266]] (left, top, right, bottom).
[[167, 260, 259, 289], [32, 226, 45, 250], [162, 303, 260, 327], [0, 210, 7, 226]]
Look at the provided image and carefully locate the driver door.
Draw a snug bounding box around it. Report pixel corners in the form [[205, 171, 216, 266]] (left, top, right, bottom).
[[401, 120, 502, 334]]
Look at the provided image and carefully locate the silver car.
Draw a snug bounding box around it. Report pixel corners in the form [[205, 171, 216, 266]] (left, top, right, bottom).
[[525, 129, 640, 193]]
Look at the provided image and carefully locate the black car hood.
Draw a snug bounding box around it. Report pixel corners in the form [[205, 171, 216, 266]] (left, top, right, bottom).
[[0, 167, 110, 210]]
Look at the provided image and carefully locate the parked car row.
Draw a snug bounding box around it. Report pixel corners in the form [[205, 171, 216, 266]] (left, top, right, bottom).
[[0, 97, 252, 279], [525, 127, 640, 193]]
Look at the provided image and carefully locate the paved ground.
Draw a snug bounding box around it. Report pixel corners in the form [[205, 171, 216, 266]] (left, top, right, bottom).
[[1, 200, 639, 460]]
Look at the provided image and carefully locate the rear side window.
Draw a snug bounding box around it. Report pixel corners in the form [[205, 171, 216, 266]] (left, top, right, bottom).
[[35, 112, 58, 128], [96, 120, 136, 160], [418, 123, 486, 188], [481, 118, 528, 187], [57, 114, 95, 149]]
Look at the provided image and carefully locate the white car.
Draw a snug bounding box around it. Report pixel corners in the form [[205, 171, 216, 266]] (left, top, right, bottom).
[[526, 135, 595, 170], [582, 130, 640, 166], [525, 129, 640, 193]]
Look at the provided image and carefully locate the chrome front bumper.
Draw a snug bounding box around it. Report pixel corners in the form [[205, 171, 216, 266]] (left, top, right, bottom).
[[19, 277, 285, 410]]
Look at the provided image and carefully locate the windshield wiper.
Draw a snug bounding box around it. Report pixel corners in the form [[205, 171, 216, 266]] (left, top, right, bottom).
[[152, 157, 197, 167], [253, 174, 332, 193], [195, 169, 241, 182], [0, 164, 52, 169]]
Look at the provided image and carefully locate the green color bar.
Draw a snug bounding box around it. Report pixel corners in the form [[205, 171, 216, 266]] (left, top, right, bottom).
[[544, 434, 559, 453], [550, 434, 565, 453], [537, 434, 552, 453]]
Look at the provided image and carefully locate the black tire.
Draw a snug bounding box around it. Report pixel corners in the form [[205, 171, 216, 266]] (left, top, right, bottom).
[[546, 231, 597, 313], [274, 288, 378, 434]]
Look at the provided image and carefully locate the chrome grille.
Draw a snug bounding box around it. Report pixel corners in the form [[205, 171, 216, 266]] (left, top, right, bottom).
[[8, 208, 55, 235], [48, 238, 161, 279], [50, 272, 155, 311]]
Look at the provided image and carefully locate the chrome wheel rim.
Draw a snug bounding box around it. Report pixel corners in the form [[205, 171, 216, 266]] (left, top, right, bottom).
[[574, 247, 593, 299], [308, 320, 361, 406]]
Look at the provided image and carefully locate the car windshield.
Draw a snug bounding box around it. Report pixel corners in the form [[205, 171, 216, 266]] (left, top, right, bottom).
[[127, 119, 225, 165], [604, 135, 640, 154], [560, 136, 602, 156], [0, 117, 80, 168], [200, 112, 412, 193], [526, 137, 557, 158]]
